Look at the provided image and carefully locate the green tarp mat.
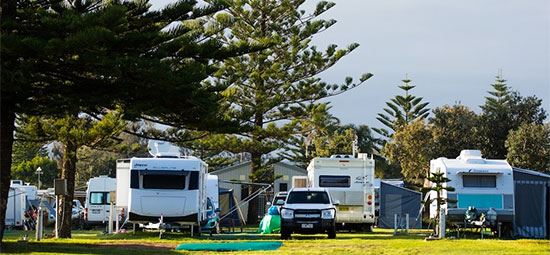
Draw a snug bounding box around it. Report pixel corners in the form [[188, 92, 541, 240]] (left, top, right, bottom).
[[258, 214, 281, 234], [175, 241, 283, 251]]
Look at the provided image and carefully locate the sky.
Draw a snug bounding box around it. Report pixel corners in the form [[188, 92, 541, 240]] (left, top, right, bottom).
[[151, 0, 550, 128]]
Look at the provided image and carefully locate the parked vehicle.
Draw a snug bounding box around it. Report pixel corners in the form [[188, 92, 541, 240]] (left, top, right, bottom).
[[84, 176, 116, 224], [307, 154, 376, 231], [280, 188, 337, 239], [6, 187, 27, 228], [6, 181, 40, 229], [272, 192, 288, 207], [429, 150, 515, 234], [267, 191, 288, 212], [202, 175, 221, 234], [10, 180, 38, 200], [201, 197, 221, 234], [116, 154, 210, 232]]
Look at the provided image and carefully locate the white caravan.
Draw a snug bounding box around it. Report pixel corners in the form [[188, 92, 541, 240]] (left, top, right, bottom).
[[6, 187, 27, 228], [84, 175, 116, 224], [10, 180, 38, 200], [307, 154, 376, 230], [116, 155, 209, 228], [6, 181, 39, 228], [429, 150, 515, 227]]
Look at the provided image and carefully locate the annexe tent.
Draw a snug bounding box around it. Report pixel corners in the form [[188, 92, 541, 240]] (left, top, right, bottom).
[[378, 181, 422, 229], [218, 188, 242, 228], [513, 168, 550, 238]]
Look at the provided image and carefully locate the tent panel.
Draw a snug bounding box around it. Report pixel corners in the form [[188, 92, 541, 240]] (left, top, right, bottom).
[[378, 182, 421, 229], [514, 183, 547, 238]]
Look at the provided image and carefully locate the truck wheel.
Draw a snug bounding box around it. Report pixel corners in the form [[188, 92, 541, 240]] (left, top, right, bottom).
[[328, 226, 336, 239], [280, 228, 291, 239], [328, 226, 337, 239]]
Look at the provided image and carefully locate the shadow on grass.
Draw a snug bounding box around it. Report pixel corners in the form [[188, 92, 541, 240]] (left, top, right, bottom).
[[3, 242, 180, 255], [100, 229, 433, 241]]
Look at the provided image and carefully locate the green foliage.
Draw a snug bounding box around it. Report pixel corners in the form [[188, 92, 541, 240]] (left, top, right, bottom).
[[429, 104, 480, 158], [11, 136, 48, 165], [0, 0, 261, 241], [11, 156, 59, 188], [478, 74, 547, 159], [505, 123, 550, 172], [186, 0, 372, 181], [382, 120, 434, 187], [18, 110, 127, 149], [16, 110, 126, 237], [374, 78, 430, 139], [422, 170, 455, 231], [75, 147, 117, 189], [281, 104, 380, 168]]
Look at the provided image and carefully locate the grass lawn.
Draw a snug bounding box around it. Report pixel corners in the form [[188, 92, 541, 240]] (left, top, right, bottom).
[[1, 228, 548, 255]]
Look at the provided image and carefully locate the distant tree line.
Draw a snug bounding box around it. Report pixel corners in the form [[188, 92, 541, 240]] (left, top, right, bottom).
[[380, 75, 548, 187]]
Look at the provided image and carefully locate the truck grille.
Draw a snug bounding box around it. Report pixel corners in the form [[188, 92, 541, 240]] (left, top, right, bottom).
[[294, 209, 321, 221]]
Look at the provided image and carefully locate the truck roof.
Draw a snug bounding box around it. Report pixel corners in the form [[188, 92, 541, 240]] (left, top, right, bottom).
[[289, 187, 327, 192]]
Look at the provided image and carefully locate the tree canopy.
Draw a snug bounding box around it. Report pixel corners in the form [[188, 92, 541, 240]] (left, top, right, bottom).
[[374, 77, 430, 139], [478, 74, 547, 159], [180, 0, 372, 222], [506, 123, 550, 172], [429, 104, 479, 159], [382, 120, 433, 187], [0, 0, 260, 242]]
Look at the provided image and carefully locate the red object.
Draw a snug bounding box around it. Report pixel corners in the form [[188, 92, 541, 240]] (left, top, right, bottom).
[[367, 201, 372, 205]]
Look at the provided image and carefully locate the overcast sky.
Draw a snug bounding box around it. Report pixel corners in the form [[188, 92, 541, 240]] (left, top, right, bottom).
[[152, 0, 550, 128]]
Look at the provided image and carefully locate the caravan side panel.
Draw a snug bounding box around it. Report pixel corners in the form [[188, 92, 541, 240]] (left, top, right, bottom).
[[6, 187, 26, 227]]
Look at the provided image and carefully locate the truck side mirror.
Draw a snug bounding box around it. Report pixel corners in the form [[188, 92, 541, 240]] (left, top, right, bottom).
[[333, 200, 340, 206]]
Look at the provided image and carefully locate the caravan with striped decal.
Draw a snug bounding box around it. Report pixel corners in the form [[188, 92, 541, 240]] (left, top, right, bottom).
[[429, 150, 515, 229]]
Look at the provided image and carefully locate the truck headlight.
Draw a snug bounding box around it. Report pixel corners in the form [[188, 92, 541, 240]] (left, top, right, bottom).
[[322, 209, 335, 219], [280, 208, 294, 219]]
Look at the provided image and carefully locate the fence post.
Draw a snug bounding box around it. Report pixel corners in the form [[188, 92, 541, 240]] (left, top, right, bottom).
[[405, 213, 409, 233], [394, 214, 398, 235]]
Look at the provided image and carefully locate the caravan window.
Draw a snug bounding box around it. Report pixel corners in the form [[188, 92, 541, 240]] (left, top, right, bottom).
[[142, 174, 186, 189], [463, 175, 496, 188], [90, 192, 109, 205], [319, 175, 351, 188]]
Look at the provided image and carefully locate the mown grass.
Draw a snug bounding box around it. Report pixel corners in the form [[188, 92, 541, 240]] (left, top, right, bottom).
[[2, 228, 549, 255]]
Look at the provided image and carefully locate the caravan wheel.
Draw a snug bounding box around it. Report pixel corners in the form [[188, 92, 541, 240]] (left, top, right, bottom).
[[364, 224, 373, 233]]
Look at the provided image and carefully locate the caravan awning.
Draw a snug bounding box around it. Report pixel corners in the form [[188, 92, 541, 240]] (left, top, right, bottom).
[[456, 169, 504, 175]]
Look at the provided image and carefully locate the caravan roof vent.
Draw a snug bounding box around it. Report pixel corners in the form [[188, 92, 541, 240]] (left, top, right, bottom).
[[330, 154, 354, 159], [457, 150, 485, 164], [10, 180, 23, 186]]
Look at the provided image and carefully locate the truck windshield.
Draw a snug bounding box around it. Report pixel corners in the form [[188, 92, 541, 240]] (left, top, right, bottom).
[[286, 191, 330, 204]]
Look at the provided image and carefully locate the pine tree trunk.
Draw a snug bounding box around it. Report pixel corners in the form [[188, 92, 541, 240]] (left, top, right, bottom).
[[436, 190, 441, 235], [57, 139, 78, 238], [0, 100, 16, 247], [246, 151, 262, 224], [0, 0, 17, 248], [246, 105, 264, 224]]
